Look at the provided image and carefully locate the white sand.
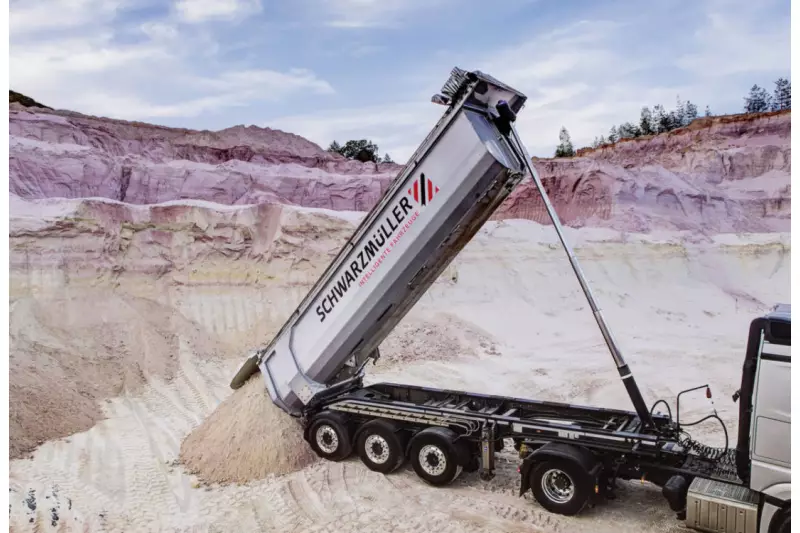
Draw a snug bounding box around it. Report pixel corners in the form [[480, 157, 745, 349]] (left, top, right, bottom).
[[8, 217, 790, 532]]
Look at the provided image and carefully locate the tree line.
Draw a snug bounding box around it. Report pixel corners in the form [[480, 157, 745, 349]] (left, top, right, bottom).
[[554, 77, 791, 158], [326, 139, 394, 164]]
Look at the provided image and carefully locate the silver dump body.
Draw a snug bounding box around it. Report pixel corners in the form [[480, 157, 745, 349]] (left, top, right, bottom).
[[231, 68, 529, 415]]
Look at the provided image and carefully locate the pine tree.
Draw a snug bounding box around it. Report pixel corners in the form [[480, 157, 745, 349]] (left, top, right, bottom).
[[652, 105, 667, 134], [639, 107, 654, 135], [381, 153, 394, 163], [744, 84, 772, 113], [327, 140, 342, 153], [684, 100, 698, 124], [674, 96, 686, 128], [704, 105, 712, 117], [618, 122, 640, 139], [772, 78, 791, 110], [554, 126, 575, 157], [608, 125, 619, 143]]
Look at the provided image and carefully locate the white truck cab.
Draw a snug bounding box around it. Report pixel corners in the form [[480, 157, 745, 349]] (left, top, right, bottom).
[[745, 304, 790, 532], [686, 304, 791, 533]]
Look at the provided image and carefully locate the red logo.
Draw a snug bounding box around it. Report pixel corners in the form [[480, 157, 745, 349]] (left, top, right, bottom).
[[408, 173, 440, 206]]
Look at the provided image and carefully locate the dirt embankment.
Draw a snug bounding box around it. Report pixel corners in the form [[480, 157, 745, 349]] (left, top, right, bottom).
[[10, 104, 791, 233], [493, 110, 790, 233]]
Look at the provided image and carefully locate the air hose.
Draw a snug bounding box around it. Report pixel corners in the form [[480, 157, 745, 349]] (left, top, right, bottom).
[[649, 399, 729, 462], [679, 414, 729, 461]]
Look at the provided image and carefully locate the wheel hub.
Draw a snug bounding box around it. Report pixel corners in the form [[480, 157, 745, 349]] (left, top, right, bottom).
[[419, 444, 446, 476], [316, 425, 339, 454], [365, 434, 390, 464], [541, 468, 574, 503]]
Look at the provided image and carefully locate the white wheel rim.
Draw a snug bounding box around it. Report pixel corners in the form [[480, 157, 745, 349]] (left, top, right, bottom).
[[418, 444, 446, 476], [316, 425, 339, 454], [541, 468, 574, 503], [364, 434, 390, 464]]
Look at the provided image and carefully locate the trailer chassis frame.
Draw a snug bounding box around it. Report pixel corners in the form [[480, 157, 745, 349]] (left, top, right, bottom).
[[302, 380, 739, 494]]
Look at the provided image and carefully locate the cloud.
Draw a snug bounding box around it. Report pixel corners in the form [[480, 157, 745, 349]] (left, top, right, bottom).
[[198, 69, 334, 96], [9, 0, 789, 160], [269, 2, 789, 162], [10, 0, 122, 35], [268, 18, 643, 160], [348, 44, 385, 57], [174, 0, 262, 23], [9, 0, 333, 122], [675, 0, 790, 77], [318, 0, 450, 28], [268, 101, 443, 158]]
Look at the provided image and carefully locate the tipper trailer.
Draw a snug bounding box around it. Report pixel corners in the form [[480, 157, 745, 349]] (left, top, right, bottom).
[[231, 67, 791, 533]]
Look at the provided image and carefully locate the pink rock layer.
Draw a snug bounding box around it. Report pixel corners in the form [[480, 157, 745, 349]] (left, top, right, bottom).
[[9, 104, 790, 234], [495, 110, 790, 234]]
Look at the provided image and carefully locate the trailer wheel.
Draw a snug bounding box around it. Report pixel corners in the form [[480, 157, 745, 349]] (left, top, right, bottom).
[[529, 458, 592, 516], [355, 420, 406, 474], [307, 412, 353, 461], [408, 427, 464, 486]]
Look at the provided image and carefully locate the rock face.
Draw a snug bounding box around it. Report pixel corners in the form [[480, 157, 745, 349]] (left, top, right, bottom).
[[9, 104, 790, 233], [9, 104, 401, 210], [494, 110, 791, 233]]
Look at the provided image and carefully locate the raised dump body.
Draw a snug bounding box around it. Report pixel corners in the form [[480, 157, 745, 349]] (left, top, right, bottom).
[[231, 68, 530, 414]]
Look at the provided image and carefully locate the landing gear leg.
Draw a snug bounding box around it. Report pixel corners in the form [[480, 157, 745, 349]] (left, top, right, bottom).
[[479, 423, 496, 481]]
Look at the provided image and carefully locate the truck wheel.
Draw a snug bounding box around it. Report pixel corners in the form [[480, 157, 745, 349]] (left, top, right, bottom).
[[355, 420, 406, 474], [771, 507, 790, 533], [409, 428, 463, 486], [307, 412, 353, 461], [529, 458, 592, 516]]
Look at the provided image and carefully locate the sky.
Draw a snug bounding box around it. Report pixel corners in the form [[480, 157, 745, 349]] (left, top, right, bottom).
[[9, 0, 791, 162]]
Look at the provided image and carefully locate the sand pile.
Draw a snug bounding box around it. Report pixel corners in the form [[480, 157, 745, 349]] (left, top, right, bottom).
[[378, 312, 501, 368], [9, 290, 225, 460], [176, 312, 497, 485], [179, 375, 318, 485]]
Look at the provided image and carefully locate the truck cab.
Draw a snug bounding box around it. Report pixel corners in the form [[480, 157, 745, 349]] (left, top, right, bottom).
[[736, 303, 791, 532], [686, 304, 791, 533]]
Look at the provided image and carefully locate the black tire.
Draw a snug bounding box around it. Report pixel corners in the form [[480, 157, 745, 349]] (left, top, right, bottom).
[[355, 420, 406, 474], [408, 427, 464, 486], [529, 458, 592, 516], [307, 412, 353, 461], [771, 507, 790, 533]]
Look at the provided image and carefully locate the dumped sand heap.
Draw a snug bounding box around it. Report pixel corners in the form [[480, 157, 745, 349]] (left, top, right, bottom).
[[179, 376, 317, 484], [9, 290, 224, 460], [178, 312, 499, 485]]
